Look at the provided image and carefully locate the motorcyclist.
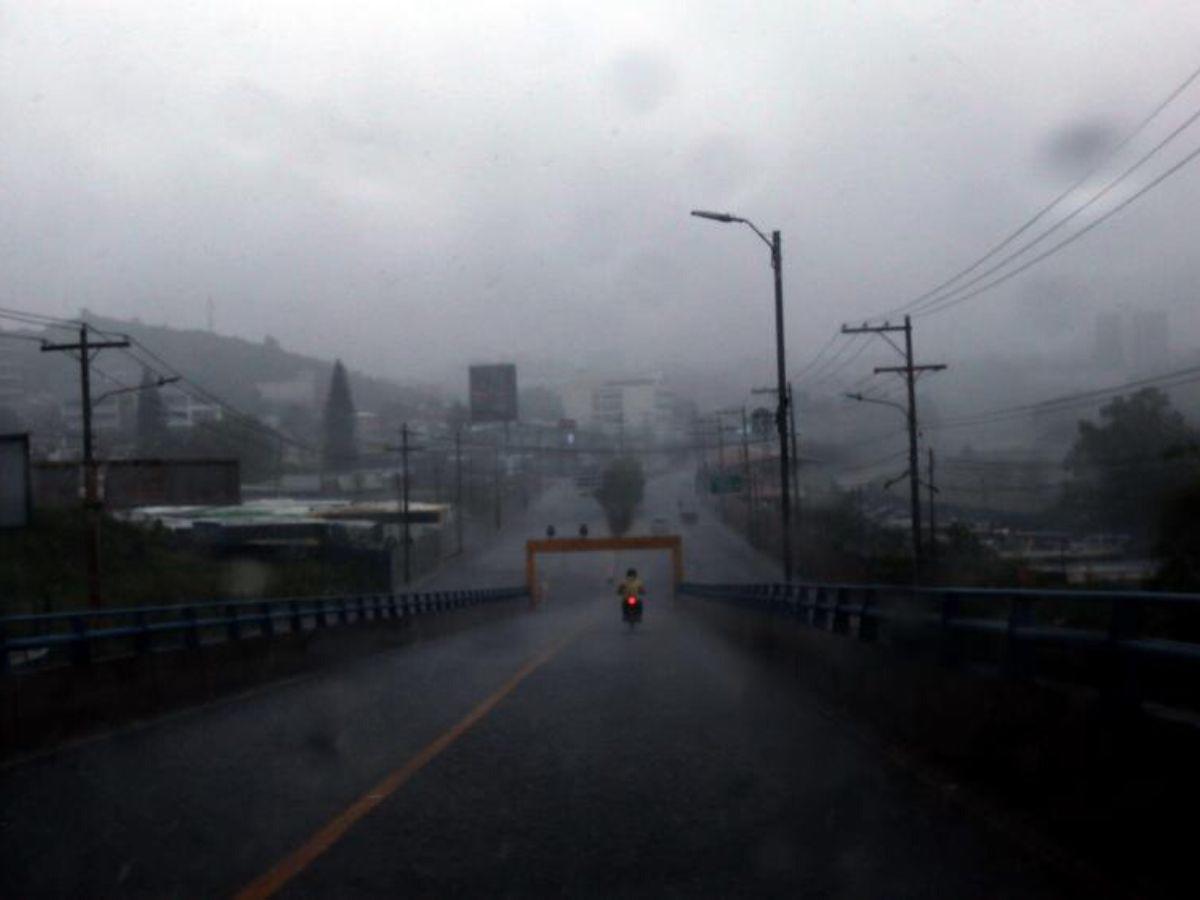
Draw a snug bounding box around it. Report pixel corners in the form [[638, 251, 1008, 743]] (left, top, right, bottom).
[[616, 567, 645, 603]]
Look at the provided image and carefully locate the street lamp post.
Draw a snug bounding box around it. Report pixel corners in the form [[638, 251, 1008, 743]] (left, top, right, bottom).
[[692, 210, 792, 581]]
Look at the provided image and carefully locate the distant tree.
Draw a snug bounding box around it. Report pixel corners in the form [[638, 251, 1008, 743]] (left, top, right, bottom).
[[135, 367, 168, 457], [322, 360, 358, 471], [594, 456, 645, 536], [1061, 388, 1200, 541]]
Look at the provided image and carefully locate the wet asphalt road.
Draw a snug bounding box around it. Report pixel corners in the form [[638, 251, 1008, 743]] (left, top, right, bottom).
[[0, 474, 1071, 897]]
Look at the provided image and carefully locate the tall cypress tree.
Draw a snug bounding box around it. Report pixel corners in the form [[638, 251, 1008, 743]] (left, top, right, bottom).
[[322, 360, 358, 471], [136, 366, 168, 457]]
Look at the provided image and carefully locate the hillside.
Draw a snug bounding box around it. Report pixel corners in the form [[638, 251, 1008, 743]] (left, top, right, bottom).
[[2, 312, 441, 420]]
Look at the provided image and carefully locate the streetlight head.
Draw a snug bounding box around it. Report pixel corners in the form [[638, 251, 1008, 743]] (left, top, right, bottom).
[[690, 210, 738, 223]]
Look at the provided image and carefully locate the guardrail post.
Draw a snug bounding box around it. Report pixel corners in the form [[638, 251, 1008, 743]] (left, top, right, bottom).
[[1005, 595, 1033, 678], [226, 604, 241, 643], [290, 599, 302, 633], [70, 615, 92, 666], [338, 598, 349, 626], [184, 607, 200, 650], [832, 587, 850, 635], [858, 588, 878, 642], [316, 600, 329, 629], [260, 602, 275, 638]]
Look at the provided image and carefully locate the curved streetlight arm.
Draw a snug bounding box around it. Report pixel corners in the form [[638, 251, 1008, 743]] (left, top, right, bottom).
[[690, 210, 774, 253], [844, 391, 907, 418]]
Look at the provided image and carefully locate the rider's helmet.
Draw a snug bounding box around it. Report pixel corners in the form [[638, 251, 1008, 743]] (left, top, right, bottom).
[[626, 568, 637, 578]]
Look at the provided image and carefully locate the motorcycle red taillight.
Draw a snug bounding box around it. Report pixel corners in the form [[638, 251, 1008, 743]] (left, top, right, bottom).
[[625, 596, 637, 606]]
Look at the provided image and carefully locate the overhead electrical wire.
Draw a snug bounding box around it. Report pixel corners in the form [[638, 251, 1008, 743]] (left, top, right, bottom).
[[877, 59, 1200, 320], [790, 332, 842, 382], [910, 109, 1200, 318], [930, 361, 1200, 431]]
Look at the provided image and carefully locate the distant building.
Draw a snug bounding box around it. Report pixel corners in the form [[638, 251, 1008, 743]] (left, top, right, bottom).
[[560, 375, 687, 443]]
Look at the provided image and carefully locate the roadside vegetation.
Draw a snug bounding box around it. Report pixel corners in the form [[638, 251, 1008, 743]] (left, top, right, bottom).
[[0, 511, 386, 616], [593, 456, 645, 537]]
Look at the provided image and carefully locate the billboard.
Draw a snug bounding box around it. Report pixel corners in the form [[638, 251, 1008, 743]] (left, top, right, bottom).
[[0, 434, 31, 527], [469, 364, 518, 423]]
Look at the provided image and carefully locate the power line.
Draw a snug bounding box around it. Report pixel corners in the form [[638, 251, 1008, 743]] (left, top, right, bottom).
[[791, 332, 842, 382], [801, 333, 869, 386], [931, 361, 1200, 431], [806, 335, 877, 388], [911, 139, 1200, 319], [910, 108, 1200, 318], [877, 59, 1200, 319]]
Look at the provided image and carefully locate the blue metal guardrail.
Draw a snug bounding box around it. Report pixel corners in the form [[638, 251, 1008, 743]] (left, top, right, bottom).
[[679, 581, 1200, 709], [0, 586, 529, 674]]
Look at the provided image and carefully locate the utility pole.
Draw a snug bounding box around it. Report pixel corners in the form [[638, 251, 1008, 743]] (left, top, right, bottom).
[[770, 229, 793, 582], [840, 315, 945, 576], [755, 383, 802, 524], [455, 428, 464, 556], [690, 211, 792, 581], [927, 446, 938, 560], [41, 324, 130, 608], [385, 423, 423, 585]]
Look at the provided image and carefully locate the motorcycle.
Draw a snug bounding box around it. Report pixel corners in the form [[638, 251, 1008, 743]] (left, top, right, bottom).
[[622, 593, 643, 629]]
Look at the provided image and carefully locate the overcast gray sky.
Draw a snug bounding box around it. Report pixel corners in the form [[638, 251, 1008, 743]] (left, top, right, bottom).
[[3, 1, 1200, 400]]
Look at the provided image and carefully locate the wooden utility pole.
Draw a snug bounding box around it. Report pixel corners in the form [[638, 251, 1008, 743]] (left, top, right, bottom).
[[386, 423, 423, 585], [41, 324, 130, 608], [841, 315, 945, 576]]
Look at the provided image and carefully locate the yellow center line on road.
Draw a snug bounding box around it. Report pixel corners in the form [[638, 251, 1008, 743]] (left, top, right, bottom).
[[234, 614, 597, 900]]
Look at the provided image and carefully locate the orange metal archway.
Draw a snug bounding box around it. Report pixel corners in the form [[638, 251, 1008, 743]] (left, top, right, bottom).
[[525, 535, 684, 602]]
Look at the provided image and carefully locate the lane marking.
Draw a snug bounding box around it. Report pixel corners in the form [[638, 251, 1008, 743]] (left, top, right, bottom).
[[233, 620, 592, 900]]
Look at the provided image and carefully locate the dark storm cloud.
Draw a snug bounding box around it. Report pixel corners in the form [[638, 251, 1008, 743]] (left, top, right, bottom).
[[1, 1, 1199, 407], [1039, 117, 1121, 177]]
